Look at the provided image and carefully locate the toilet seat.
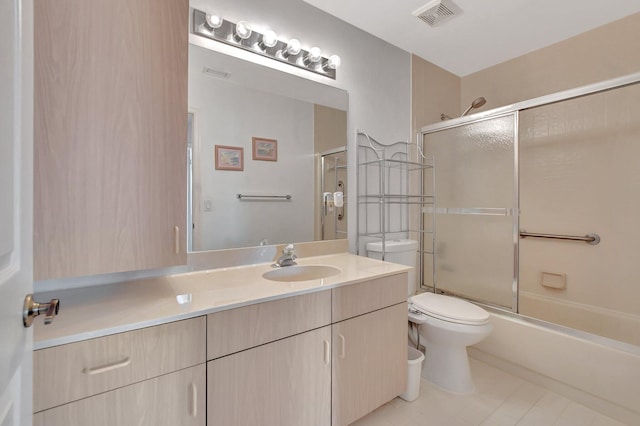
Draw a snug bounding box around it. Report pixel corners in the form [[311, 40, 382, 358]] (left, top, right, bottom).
[[410, 293, 489, 326]]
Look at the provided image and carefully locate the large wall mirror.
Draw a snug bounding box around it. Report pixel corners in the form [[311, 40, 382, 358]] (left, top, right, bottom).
[[188, 43, 348, 252]]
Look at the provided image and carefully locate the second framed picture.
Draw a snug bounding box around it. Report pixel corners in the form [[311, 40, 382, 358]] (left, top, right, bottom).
[[252, 137, 278, 161]]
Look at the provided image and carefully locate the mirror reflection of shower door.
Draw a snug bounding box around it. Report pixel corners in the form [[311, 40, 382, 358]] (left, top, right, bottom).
[[321, 149, 347, 240], [423, 114, 517, 309]]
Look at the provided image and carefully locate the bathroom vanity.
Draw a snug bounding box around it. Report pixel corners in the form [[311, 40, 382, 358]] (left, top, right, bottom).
[[33, 254, 409, 426]]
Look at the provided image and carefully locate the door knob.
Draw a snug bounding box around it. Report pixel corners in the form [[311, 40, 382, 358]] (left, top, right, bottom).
[[23, 294, 60, 327]]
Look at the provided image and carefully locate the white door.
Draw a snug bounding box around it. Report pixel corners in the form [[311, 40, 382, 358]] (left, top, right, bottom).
[[0, 0, 33, 425]]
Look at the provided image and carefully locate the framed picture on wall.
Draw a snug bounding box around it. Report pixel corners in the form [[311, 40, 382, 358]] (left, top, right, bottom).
[[252, 137, 278, 161], [215, 145, 244, 171]]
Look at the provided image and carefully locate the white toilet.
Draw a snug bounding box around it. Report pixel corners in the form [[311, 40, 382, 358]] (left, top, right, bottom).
[[408, 292, 492, 394]]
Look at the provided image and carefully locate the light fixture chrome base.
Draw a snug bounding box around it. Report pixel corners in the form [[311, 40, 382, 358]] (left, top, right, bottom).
[[192, 9, 337, 80]]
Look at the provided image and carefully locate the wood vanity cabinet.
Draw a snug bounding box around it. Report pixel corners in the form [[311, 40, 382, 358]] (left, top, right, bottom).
[[32, 272, 409, 425], [33, 317, 206, 426], [331, 274, 408, 426], [33, 0, 189, 280]]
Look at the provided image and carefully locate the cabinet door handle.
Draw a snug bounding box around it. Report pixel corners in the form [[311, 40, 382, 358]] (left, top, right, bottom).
[[83, 357, 131, 375], [323, 340, 330, 365], [339, 334, 346, 359], [190, 382, 198, 417], [174, 226, 180, 254]]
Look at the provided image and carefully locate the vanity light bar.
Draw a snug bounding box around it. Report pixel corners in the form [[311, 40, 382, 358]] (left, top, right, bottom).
[[192, 9, 339, 80]]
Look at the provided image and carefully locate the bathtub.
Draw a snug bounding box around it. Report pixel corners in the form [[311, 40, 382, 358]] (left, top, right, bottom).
[[469, 310, 640, 425]]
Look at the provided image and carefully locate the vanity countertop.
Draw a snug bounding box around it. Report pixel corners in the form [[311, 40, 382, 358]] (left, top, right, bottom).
[[34, 253, 410, 350]]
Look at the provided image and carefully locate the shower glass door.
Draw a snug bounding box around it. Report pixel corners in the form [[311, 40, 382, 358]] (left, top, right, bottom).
[[423, 113, 517, 309]]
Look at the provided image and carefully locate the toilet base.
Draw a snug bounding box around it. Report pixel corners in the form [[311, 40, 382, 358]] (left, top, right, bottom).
[[421, 344, 475, 394]]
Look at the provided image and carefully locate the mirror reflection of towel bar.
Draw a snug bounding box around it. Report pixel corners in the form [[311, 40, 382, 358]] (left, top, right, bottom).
[[520, 230, 600, 245], [236, 194, 292, 200]]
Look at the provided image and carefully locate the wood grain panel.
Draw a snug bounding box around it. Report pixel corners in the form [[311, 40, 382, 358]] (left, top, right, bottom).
[[34, 0, 188, 280], [34, 364, 206, 426], [332, 273, 407, 322], [332, 303, 408, 426], [208, 326, 331, 426], [207, 290, 331, 360], [33, 316, 205, 412]]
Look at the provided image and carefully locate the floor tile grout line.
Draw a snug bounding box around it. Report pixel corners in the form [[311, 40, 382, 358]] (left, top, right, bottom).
[[477, 379, 528, 424], [514, 390, 550, 425]]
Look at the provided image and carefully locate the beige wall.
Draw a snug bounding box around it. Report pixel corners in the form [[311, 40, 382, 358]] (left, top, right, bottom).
[[409, 55, 461, 258], [411, 55, 461, 136], [462, 12, 640, 109], [314, 105, 348, 154]]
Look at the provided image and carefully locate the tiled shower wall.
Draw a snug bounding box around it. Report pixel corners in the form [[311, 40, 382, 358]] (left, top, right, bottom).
[[519, 83, 640, 346]]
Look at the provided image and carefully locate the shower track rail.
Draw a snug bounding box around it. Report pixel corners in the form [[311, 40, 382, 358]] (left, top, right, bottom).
[[519, 230, 600, 245]]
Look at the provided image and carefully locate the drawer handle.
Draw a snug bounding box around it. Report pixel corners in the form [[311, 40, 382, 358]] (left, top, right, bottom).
[[174, 226, 180, 254], [323, 340, 330, 365], [190, 382, 198, 417], [83, 357, 131, 375], [339, 334, 346, 359]]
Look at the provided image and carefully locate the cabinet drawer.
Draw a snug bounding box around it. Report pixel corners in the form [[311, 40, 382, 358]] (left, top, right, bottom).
[[34, 316, 206, 412], [207, 290, 331, 360], [332, 273, 407, 322], [34, 364, 206, 426]]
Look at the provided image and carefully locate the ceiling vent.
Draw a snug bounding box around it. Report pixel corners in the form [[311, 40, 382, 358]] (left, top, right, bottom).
[[412, 0, 462, 27]]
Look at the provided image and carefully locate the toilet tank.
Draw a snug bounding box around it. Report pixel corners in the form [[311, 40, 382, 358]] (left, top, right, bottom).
[[366, 239, 419, 297]]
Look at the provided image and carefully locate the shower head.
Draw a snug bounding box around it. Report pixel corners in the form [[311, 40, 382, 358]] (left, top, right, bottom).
[[460, 97, 487, 117]]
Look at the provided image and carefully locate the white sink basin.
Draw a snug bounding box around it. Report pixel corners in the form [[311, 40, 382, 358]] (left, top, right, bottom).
[[262, 265, 341, 282]]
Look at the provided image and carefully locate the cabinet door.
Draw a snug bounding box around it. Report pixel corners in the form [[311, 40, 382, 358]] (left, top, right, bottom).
[[332, 303, 408, 426], [34, 0, 188, 280], [33, 364, 205, 426], [208, 326, 331, 426]]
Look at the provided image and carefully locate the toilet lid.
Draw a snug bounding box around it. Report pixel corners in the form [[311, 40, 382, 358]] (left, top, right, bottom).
[[410, 292, 489, 325]]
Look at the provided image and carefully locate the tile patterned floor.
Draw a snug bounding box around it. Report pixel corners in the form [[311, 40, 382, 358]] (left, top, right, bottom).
[[352, 358, 626, 426]]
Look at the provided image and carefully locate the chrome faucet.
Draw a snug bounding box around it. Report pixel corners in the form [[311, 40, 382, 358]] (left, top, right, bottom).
[[274, 244, 297, 267]]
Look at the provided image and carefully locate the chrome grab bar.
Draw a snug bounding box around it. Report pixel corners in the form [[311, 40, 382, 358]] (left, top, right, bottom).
[[236, 194, 292, 200], [519, 230, 600, 245]]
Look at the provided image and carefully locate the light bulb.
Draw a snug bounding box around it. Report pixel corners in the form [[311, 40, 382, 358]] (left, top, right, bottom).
[[306, 47, 322, 64], [308, 47, 322, 62], [283, 39, 301, 57], [325, 54, 341, 70], [261, 30, 278, 48], [205, 14, 223, 29], [235, 21, 252, 40]]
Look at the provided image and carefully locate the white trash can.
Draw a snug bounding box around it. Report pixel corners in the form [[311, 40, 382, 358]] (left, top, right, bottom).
[[399, 346, 425, 402]]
